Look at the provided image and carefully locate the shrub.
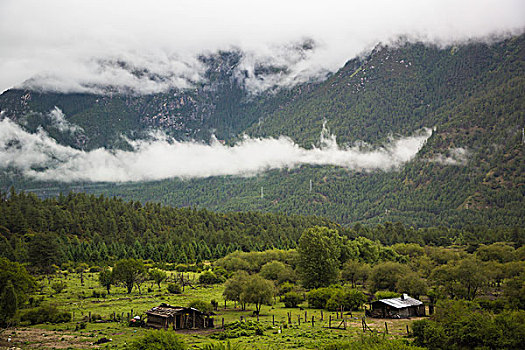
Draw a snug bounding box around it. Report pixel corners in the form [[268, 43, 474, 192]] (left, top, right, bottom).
[[20, 304, 71, 325], [128, 330, 186, 350], [374, 291, 400, 301], [210, 321, 271, 340], [283, 292, 302, 308], [50, 281, 67, 294], [278, 282, 295, 296], [167, 283, 182, 294], [188, 300, 213, 313], [91, 290, 106, 298], [307, 287, 336, 308], [199, 271, 224, 285]]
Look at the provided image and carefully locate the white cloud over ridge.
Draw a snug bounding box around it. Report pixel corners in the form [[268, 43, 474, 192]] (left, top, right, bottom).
[[0, 118, 432, 183], [0, 0, 524, 94]]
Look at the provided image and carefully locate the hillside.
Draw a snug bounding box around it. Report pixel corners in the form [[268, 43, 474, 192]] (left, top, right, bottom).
[[0, 35, 523, 228]]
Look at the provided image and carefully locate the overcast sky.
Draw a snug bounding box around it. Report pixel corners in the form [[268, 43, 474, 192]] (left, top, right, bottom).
[[0, 0, 524, 93]]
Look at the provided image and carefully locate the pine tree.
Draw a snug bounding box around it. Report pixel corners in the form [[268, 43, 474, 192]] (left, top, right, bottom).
[[0, 280, 18, 326]]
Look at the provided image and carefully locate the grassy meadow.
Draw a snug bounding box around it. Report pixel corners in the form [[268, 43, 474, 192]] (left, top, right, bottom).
[[3, 271, 419, 349]]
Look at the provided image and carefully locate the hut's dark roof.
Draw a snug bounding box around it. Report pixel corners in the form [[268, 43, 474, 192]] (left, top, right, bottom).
[[146, 303, 207, 318], [373, 294, 422, 309]]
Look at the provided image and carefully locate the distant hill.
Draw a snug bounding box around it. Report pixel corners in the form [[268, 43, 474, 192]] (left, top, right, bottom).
[[0, 35, 523, 228]]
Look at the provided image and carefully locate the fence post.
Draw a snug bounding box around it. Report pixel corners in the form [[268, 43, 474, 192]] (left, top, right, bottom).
[[272, 315, 275, 326], [311, 316, 314, 327], [329, 315, 332, 328], [385, 322, 388, 334]]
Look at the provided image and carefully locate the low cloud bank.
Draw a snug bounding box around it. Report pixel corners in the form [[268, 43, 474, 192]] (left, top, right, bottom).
[[0, 118, 432, 183]]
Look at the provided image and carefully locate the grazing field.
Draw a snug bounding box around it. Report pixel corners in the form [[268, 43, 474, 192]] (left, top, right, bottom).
[[2, 272, 418, 349]]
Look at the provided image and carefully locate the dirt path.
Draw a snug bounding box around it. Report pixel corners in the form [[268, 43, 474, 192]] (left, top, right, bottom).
[[0, 328, 98, 349]]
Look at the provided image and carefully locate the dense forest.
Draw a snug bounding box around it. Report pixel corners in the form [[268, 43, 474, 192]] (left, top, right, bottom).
[[0, 189, 523, 272]]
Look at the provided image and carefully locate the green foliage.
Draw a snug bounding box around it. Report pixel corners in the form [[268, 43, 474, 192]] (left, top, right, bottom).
[[307, 287, 334, 309], [113, 258, 146, 294], [259, 260, 296, 284], [239, 275, 275, 313], [325, 288, 366, 311], [412, 300, 525, 350], [50, 280, 67, 294], [20, 304, 71, 325], [200, 341, 243, 350], [430, 257, 488, 300], [28, 232, 63, 273], [223, 271, 249, 309], [149, 268, 167, 289], [282, 291, 302, 308], [396, 272, 428, 299], [0, 280, 18, 326], [368, 262, 410, 293], [374, 291, 401, 301], [98, 267, 114, 294], [323, 334, 424, 349], [341, 260, 371, 288], [298, 227, 342, 289], [210, 320, 271, 340], [307, 286, 366, 311], [0, 258, 35, 309], [199, 270, 224, 285], [188, 300, 213, 314], [128, 330, 186, 350], [167, 282, 182, 294]]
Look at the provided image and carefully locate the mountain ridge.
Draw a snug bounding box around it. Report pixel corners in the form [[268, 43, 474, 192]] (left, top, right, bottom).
[[0, 35, 523, 228]]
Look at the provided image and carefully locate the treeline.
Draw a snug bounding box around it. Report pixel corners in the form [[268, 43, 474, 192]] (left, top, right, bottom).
[[0, 189, 335, 270], [0, 189, 523, 272]]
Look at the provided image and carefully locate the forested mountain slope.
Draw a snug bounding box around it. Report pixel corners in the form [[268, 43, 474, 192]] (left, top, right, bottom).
[[0, 35, 523, 228]]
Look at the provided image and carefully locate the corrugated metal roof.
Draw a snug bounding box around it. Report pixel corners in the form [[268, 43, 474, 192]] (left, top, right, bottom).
[[377, 294, 422, 309]]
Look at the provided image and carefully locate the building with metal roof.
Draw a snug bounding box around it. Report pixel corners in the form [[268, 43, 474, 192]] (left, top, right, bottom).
[[367, 294, 425, 318]]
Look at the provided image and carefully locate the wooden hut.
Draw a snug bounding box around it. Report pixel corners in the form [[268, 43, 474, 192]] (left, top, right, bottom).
[[367, 294, 425, 318], [146, 303, 214, 330]]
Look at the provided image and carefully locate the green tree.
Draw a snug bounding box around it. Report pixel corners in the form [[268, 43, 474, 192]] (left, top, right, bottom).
[[341, 260, 371, 288], [28, 233, 62, 274], [149, 268, 167, 290], [223, 271, 249, 310], [297, 227, 342, 289], [112, 259, 146, 294], [0, 258, 35, 309], [368, 262, 410, 293], [240, 275, 275, 314], [282, 291, 302, 308], [50, 281, 67, 294], [99, 267, 114, 294], [0, 280, 17, 327], [259, 260, 295, 284], [396, 272, 428, 299]]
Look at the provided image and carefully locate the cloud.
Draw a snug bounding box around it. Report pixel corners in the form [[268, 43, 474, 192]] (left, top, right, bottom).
[[429, 147, 469, 165], [0, 118, 432, 182], [47, 107, 84, 134], [0, 0, 524, 94]]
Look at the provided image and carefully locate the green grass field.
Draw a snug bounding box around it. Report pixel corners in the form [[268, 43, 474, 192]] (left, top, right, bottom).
[[5, 271, 420, 349]]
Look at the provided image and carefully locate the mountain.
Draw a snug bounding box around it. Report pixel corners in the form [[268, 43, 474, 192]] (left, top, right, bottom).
[[0, 35, 523, 228]]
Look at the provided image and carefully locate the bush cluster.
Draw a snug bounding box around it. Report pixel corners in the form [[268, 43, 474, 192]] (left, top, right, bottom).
[[307, 286, 366, 311], [20, 304, 71, 325], [211, 321, 271, 340]]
